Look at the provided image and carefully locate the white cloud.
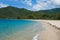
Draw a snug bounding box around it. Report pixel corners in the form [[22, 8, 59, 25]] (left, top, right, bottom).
[[3, 0, 60, 11], [22, 0, 32, 6], [32, 0, 60, 11], [21, 0, 60, 11], [32, 0, 51, 11], [52, 0, 60, 5], [32, 2, 48, 11], [0, 2, 8, 8]]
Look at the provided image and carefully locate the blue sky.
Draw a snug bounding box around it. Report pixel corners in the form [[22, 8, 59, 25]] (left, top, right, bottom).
[[0, 0, 60, 11]]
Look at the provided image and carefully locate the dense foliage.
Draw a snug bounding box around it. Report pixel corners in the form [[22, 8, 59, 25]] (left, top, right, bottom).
[[0, 6, 60, 20]]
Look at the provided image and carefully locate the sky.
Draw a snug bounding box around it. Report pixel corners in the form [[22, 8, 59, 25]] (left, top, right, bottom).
[[0, 0, 60, 11]]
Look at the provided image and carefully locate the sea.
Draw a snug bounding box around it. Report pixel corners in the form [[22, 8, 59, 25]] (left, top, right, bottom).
[[0, 19, 44, 40]]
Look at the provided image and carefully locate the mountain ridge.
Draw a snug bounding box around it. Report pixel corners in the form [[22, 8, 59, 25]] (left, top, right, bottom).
[[0, 6, 60, 12], [0, 6, 60, 19]]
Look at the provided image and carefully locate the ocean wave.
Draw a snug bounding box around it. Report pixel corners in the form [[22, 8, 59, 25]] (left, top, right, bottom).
[[32, 34, 39, 40]]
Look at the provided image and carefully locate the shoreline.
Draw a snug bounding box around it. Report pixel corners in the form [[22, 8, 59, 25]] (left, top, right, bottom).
[[30, 20, 60, 28], [32, 34, 39, 40], [29, 19, 60, 40]]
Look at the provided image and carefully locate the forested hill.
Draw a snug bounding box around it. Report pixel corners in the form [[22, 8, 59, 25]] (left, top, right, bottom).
[[0, 6, 60, 20]]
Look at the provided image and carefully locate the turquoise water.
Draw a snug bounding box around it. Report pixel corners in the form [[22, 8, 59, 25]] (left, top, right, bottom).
[[0, 19, 44, 40]]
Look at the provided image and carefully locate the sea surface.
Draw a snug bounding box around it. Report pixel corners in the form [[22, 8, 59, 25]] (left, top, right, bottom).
[[0, 19, 44, 40]]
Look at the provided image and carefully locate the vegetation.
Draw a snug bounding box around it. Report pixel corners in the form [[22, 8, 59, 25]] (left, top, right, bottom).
[[0, 6, 60, 20]]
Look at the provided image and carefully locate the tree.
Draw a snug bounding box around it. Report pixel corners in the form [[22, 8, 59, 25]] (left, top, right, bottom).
[[55, 13, 60, 20], [17, 16, 20, 19]]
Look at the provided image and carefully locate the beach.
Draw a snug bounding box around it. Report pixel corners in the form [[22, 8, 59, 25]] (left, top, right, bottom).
[[40, 22, 60, 40], [31, 20, 60, 28], [32, 20, 60, 40], [0, 19, 60, 40]]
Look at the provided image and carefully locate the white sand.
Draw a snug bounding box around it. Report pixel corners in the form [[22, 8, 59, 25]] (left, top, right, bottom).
[[39, 22, 60, 40], [30, 20, 60, 40], [30, 20, 60, 28]]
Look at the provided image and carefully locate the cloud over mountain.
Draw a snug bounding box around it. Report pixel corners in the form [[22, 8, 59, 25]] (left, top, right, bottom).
[[21, 0, 60, 11], [0, 2, 8, 8], [0, 0, 60, 11], [32, 0, 60, 11]]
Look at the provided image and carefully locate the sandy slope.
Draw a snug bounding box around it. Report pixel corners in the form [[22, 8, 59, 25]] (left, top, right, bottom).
[[38, 22, 60, 40], [30, 20, 60, 40], [45, 20, 60, 28]]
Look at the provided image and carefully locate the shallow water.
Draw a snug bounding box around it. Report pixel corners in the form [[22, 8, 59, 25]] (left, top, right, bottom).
[[0, 19, 44, 40]]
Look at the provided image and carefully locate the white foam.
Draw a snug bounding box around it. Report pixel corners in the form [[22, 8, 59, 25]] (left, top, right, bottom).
[[32, 34, 39, 40]]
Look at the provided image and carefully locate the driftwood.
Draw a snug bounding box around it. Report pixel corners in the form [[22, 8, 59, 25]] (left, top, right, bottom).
[[52, 25, 60, 30], [47, 22, 60, 30]]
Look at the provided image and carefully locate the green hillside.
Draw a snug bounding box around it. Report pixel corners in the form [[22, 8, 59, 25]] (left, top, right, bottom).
[[0, 6, 60, 20]]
